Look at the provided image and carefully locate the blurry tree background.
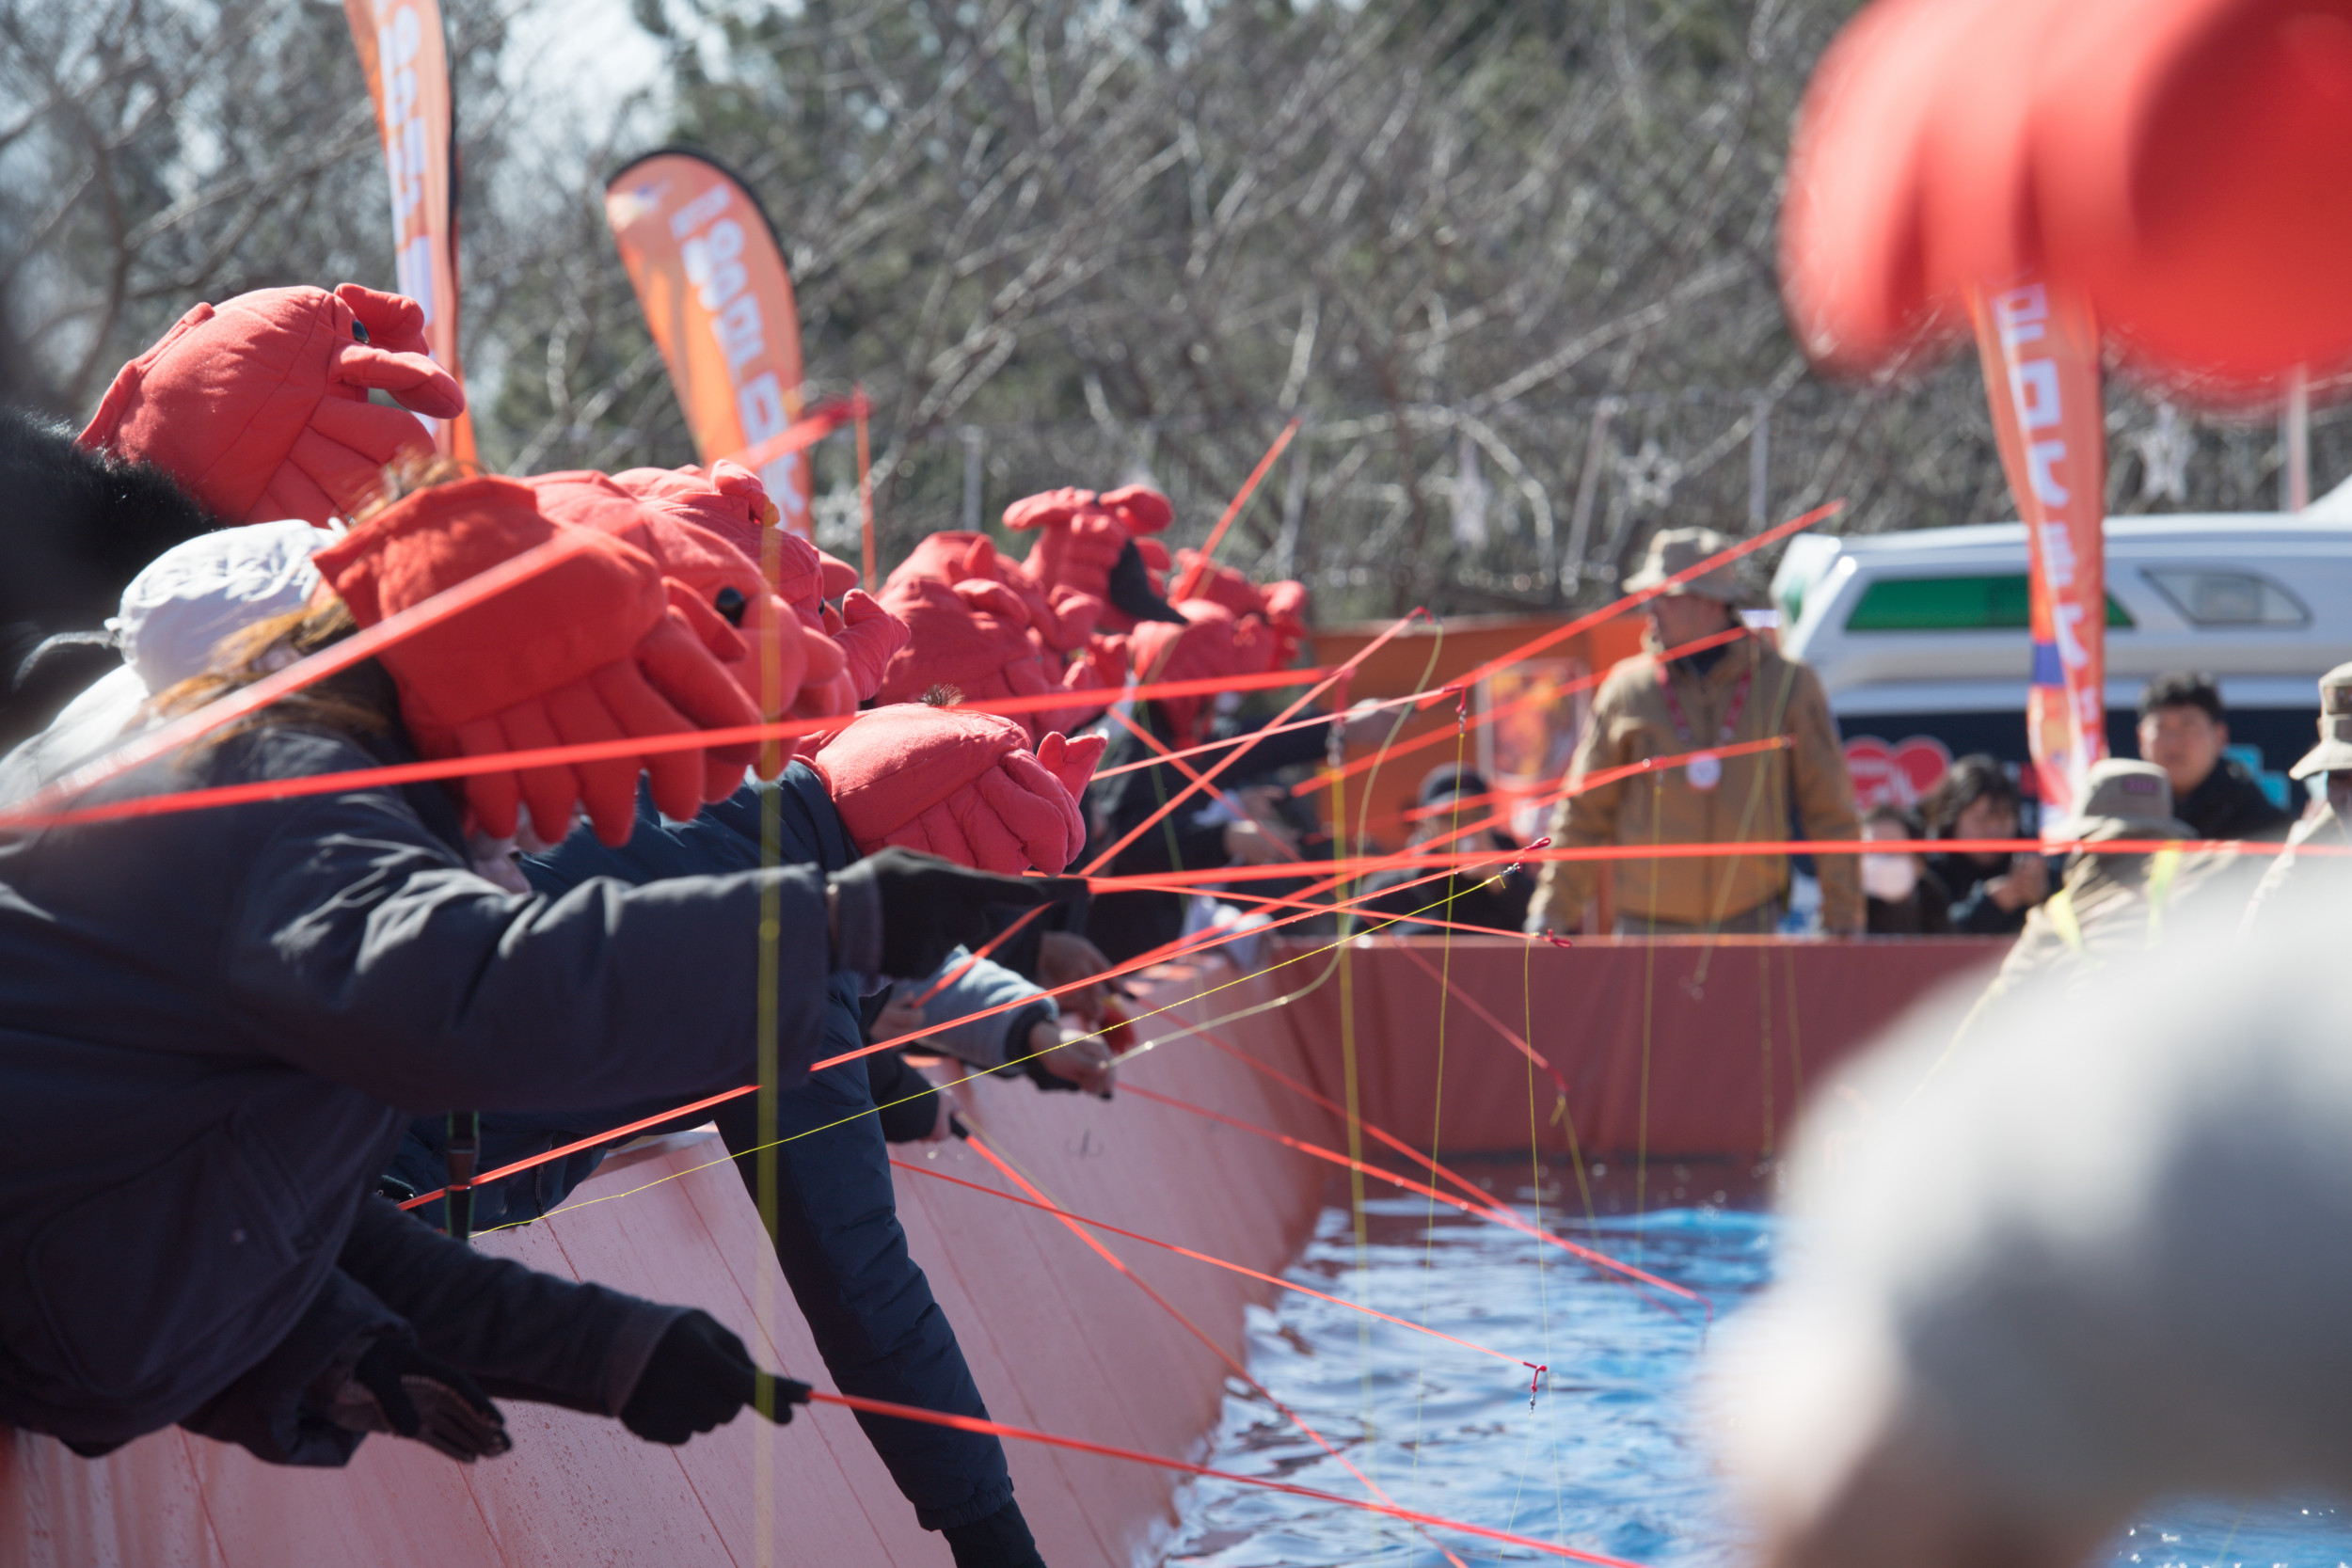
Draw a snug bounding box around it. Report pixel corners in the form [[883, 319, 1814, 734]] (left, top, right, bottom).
[[4, 0, 2344, 619]]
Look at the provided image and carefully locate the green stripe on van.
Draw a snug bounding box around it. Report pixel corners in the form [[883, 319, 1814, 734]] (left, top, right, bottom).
[[1846, 574, 2133, 632]]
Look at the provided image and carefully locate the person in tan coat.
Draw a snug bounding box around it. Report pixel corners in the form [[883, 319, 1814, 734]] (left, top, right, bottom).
[[1525, 527, 1863, 936]]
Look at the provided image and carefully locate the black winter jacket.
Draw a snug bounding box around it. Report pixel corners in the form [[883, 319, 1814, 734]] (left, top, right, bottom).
[[0, 721, 835, 1451], [2178, 756, 2292, 842]]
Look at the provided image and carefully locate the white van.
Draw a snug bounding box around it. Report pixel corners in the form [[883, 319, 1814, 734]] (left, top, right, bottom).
[[1772, 513, 2352, 814]]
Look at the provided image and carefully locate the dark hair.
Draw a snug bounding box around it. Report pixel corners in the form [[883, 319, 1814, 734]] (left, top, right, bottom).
[[1864, 801, 1918, 835], [2137, 671, 2224, 723], [1919, 753, 2017, 837], [1418, 763, 1490, 808]]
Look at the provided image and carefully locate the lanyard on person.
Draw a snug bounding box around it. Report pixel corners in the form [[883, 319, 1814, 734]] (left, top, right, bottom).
[[1658, 642, 1752, 793]]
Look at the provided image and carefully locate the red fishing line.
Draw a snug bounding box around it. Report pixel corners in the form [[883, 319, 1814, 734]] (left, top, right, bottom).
[[1168, 418, 1300, 602], [1083, 606, 1427, 876], [889, 1155, 1534, 1369], [1119, 1081, 1704, 1317], [0, 665, 1336, 833], [955, 1128, 1474, 1568], [801, 1386, 1648, 1566]]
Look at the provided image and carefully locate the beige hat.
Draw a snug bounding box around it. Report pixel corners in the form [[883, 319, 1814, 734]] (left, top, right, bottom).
[[2288, 661, 2352, 779], [2063, 758, 2193, 842], [1624, 527, 1755, 604]]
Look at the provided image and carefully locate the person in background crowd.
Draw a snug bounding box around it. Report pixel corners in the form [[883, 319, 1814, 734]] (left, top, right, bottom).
[[2135, 672, 2290, 842], [1861, 804, 1950, 935], [1919, 754, 2046, 936], [1714, 867, 2352, 1568], [2244, 660, 2352, 929], [1083, 601, 1299, 963], [1970, 759, 2220, 1003], [1525, 526, 1863, 937], [0, 476, 1040, 1468], [866, 924, 1120, 1129], [1360, 764, 1534, 935]]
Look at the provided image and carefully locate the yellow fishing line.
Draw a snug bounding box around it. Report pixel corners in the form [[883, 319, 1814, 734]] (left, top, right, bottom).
[[1407, 690, 1471, 1524], [1637, 772, 1661, 1259]]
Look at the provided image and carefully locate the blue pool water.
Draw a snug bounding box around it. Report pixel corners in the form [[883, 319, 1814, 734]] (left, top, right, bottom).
[[1165, 1161, 2352, 1567]]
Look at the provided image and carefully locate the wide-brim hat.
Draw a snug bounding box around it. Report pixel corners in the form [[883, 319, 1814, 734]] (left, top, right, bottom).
[[2059, 758, 2192, 841], [1624, 526, 1756, 604], [2289, 660, 2352, 779]]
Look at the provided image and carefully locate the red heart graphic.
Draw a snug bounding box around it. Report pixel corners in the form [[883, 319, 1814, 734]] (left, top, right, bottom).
[[1843, 734, 1954, 811]]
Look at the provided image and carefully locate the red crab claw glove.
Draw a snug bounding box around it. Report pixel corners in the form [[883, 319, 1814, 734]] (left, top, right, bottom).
[[1004, 484, 1173, 611], [315, 475, 761, 847], [871, 574, 1041, 713], [1098, 483, 1173, 536], [1034, 729, 1108, 799], [1036, 633, 1128, 735], [609, 459, 773, 558], [827, 590, 909, 703], [818, 551, 861, 599], [883, 531, 1008, 596], [1171, 548, 1265, 619], [787, 594, 898, 737], [1125, 602, 1242, 746], [810, 705, 1096, 873], [1000, 486, 1097, 535], [451, 597, 759, 847], [1259, 580, 1309, 669], [329, 287, 467, 420], [528, 468, 817, 735], [80, 283, 462, 526], [1030, 584, 1105, 654]]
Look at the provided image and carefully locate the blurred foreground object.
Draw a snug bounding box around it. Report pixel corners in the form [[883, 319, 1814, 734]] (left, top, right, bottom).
[[1782, 0, 2352, 392], [1714, 864, 2352, 1568]]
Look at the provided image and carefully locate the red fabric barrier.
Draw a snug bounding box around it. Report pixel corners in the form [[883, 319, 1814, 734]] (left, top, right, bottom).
[[0, 974, 1334, 1568], [1187, 937, 2006, 1162]]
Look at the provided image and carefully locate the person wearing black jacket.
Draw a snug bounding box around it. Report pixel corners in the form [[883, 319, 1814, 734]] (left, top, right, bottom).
[[1082, 696, 1302, 964], [0, 600, 1035, 1468], [2136, 672, 2292, 842], [1920, 753, 2048, 936], [1359, 765, 1534, 936]]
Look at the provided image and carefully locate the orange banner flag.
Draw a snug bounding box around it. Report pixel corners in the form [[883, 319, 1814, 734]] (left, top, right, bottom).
[[343, 0, 474, 467], [1970, 277, 2108, 829], [603, 151, 815, 539]]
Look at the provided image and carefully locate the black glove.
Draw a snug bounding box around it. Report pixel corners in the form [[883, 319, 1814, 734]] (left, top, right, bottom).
[[334, 1337, 512, 1462], [866, 1047, 946, 1142], [831, 846, 1059, 980], [1106, 536, 1185, 625], [622, 1309, 810, 1446]]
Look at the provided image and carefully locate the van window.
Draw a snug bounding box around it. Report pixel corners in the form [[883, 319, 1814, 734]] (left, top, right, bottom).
[[2143, 568, 2309, 627], [1845, 575, 2134, 632]]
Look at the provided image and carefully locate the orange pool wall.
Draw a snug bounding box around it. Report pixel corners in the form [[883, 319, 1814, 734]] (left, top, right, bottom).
[[1, 937, 1999, 1565]]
